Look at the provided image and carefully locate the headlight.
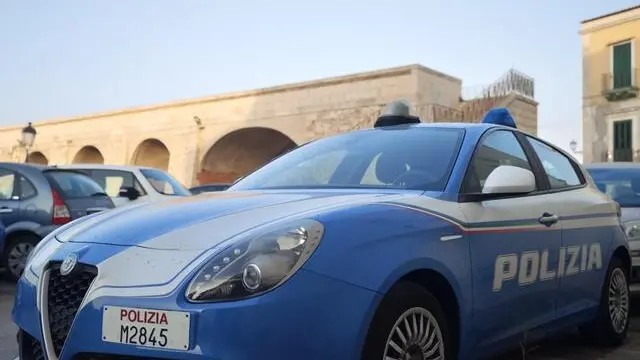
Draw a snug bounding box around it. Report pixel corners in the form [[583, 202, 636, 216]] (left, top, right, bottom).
[[625, 220, 640, 241], [186, 219, 324, 302]]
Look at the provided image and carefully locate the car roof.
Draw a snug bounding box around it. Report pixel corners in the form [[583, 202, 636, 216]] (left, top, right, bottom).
[[0, 162, 47, 169], [371, 122, 501, 130], [584, 162, 640, 170], [0, 162, 62, 172], [55, 164, 159, 171], [350, 121, 516, 137]]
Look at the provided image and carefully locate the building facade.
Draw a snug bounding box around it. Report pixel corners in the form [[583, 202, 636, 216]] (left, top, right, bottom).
[[0, 64, 538, 187], [581, 5, 640, 164]]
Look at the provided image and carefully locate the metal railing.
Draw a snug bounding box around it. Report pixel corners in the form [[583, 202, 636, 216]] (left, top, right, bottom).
[[461, 68, 535, 101], [601, 68, 639, 92]]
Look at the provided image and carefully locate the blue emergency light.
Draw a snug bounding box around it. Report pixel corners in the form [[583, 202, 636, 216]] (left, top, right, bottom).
[[481, 108, 517, 129]]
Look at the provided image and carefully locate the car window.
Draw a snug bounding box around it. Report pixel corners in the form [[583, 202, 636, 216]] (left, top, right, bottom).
[[85, 169, 146, 197], [272, 150, 349, 186], [464, 130, 533, 193], [587, 167, 640, 207], [526, 137, 582, 190], [231, 127, 465, 191], [140, 169, 191, 196], [0, 169, 16, 200], [45, 171, 106, 199], [19, 176, 37, 199]]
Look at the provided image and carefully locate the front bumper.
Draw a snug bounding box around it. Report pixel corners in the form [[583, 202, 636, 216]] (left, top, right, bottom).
[[13, 268, 380, 360]]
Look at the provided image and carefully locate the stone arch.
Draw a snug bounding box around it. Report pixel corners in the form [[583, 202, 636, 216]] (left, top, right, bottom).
[[27, 151, 48, 165], [72, 145, 104, 164], [131, 138, 170, 171], [199, 127, 297, 184]]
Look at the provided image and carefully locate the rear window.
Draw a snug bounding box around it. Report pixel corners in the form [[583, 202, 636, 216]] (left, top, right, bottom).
[[587, 167, 640, 207], [140, 169, 191, 196], [45, 170, 106, 199]]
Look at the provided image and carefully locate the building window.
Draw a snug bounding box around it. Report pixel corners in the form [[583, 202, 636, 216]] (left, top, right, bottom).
[[613, 120, 633, 162], [612, 41, 633, 89]]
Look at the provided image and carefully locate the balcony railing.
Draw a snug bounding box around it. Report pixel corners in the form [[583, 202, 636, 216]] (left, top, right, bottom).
[[602, 68, 639, 101]]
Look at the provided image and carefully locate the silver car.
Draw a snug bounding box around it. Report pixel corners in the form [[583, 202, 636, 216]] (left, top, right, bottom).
[[586, 162, 640, 292]]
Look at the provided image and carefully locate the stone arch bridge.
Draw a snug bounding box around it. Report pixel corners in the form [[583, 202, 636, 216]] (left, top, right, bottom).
[[0, 64, 538, 186]]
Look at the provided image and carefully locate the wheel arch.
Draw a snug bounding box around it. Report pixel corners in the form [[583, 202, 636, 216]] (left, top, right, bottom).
[[3, 230, 41, 252], [373, 261, 468, 358], [612, 245, 631, 276], [400, 269, 461, 357]]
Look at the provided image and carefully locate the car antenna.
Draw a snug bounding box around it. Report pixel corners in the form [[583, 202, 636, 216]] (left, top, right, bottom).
[[373, 100, 421, 128]]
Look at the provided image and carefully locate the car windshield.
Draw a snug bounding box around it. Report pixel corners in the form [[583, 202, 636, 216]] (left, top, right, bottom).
[[230, 127, 465, 191], [45, 170, 106, 199], [587, 167, 640, 207], [140, 169, 191, 196]]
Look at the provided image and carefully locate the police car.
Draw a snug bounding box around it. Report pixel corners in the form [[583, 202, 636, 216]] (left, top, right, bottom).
[[13, 101, 631, 360]]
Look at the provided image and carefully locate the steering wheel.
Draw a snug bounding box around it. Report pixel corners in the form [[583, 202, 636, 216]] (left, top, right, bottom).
[[391, 170, 438, 188]]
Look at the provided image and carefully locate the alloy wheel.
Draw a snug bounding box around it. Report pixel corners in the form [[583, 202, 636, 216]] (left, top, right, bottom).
[[7, 242, 34, 277], [383, 307, 445, 360], [608, 268, 630, 334]]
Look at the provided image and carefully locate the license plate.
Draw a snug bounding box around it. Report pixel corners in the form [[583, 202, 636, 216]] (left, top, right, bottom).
[[102, 306, 191, 350]]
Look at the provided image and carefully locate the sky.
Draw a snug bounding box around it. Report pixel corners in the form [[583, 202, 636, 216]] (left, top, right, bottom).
[[1, 0, 639, 158]]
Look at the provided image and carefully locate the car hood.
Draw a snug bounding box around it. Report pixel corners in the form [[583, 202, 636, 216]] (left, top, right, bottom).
[[26, 189, 425, 298], [57, 190, 414, 251]]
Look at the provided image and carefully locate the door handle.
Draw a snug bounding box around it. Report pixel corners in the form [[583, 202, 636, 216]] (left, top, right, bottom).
[[538, 212, 558, 226], [0, 207, 13, 214]]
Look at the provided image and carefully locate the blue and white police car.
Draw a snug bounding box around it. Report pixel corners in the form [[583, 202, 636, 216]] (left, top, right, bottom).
[[13, 101, 631, 360]]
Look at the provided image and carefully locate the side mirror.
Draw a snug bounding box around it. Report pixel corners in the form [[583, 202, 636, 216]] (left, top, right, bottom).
[[118, 186, 141, 201], [482, 165, 536, 194]]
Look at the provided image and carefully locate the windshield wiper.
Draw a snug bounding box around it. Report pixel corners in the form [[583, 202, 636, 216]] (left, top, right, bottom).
[[90, 192, 109, 197]]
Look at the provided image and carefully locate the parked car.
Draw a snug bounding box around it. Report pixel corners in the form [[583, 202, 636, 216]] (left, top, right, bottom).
[[15, 103, 630, 360], [0, 219, 5, 275], [585, 162, 640, 292], [0, 163, 114, 280], [189, 183, 230, 195], [56, 164, 192, 207]]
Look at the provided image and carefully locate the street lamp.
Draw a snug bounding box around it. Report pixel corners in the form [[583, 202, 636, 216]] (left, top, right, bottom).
[[21, 122, 36, 163], [569, 139, 582, 154]]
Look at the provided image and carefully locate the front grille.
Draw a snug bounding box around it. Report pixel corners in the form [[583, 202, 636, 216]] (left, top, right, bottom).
[[19, 330, 45, 360], [47, 261, 97, 357], [74, 354, 168, 360]]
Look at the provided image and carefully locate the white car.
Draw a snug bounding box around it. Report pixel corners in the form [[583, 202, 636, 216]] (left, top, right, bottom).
[[56, 164, 192, 207]]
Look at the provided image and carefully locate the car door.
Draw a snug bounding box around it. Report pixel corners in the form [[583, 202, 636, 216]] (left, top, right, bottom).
[[523, 136, 611, 320], [16, 173, 42, 225], [458, 129, 563, 354], [0, 168, 20, 227]]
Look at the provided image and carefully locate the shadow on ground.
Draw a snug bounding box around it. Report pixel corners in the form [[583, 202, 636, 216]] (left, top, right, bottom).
[[0, 275, 638, 360], [494, 298, 640, 360]]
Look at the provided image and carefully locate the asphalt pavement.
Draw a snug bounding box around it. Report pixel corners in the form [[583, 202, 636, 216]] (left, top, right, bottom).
[[0, 280, 638, 360], [0, 281, 17, 360]]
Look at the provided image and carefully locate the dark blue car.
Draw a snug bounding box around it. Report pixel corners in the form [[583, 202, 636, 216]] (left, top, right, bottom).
[[0, 219, 5, 266], [0, 163, 114, 280]]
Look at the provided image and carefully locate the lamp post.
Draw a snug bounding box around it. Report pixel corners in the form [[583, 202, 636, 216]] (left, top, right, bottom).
[[569, 139, 582, 154], [21, 122, 36, 163]]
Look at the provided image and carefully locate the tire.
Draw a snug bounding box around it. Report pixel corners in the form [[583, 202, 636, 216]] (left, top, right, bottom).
[[1, 234, 40, 282], [578, 256, 630, 347], [361, 281, 453, 360]]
